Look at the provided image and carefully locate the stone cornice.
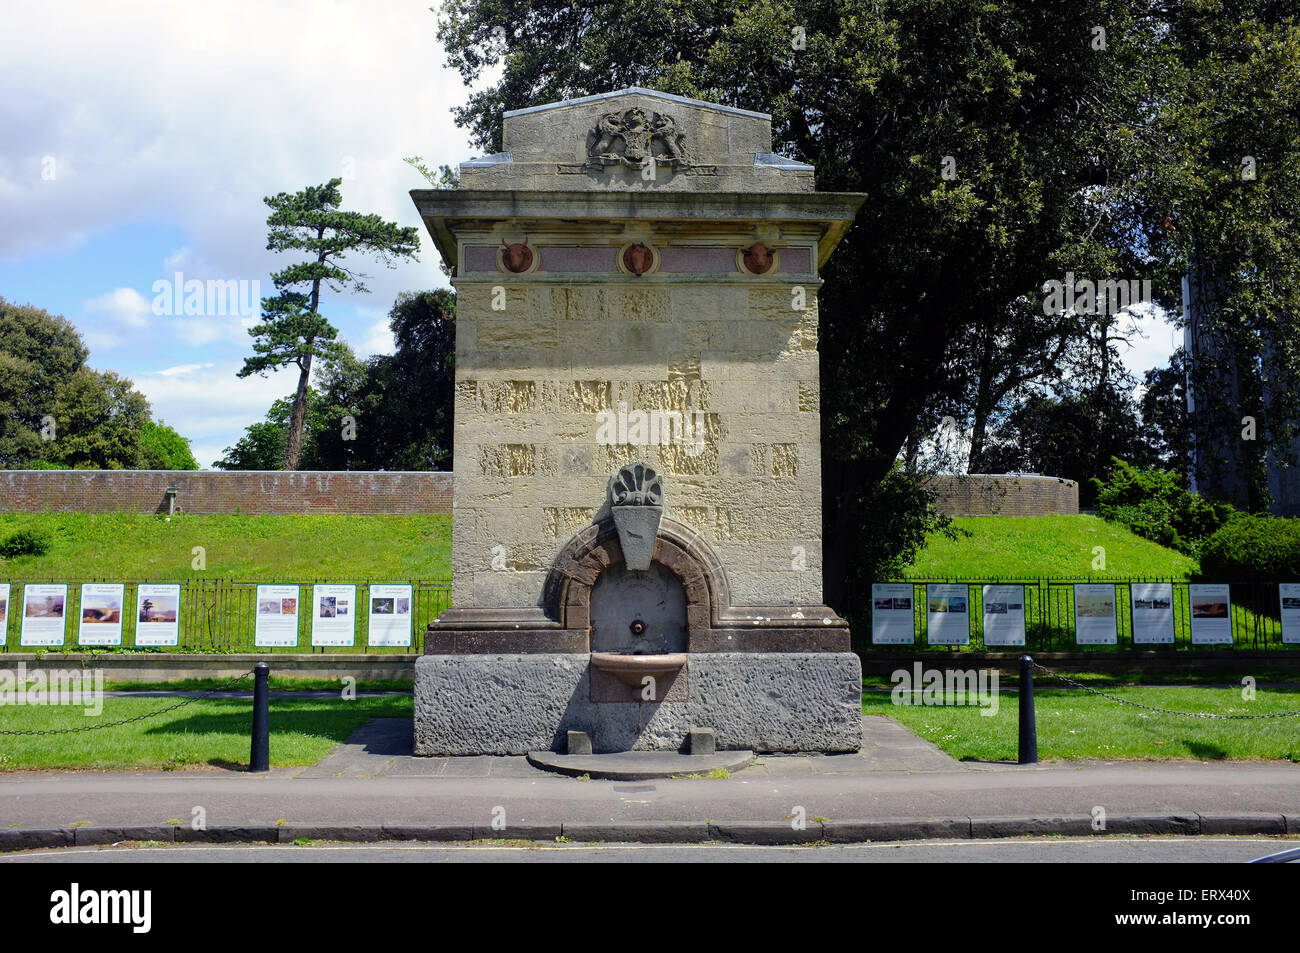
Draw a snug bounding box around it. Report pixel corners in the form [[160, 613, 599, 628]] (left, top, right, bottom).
[[411, 189, 866, 272]]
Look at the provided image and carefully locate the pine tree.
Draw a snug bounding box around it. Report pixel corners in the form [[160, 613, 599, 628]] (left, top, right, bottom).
[[239, 178, 419, 469]]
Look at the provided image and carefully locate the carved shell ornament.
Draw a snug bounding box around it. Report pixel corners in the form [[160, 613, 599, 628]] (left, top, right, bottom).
[[611, 462, 663, 507]]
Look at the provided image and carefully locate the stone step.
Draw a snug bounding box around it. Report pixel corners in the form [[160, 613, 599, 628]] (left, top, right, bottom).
[[526, 749, 755, 781]]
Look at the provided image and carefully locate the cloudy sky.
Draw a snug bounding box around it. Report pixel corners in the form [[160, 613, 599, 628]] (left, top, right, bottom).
[[0, 2, 1178, 469], [0, 1, 478, 467]]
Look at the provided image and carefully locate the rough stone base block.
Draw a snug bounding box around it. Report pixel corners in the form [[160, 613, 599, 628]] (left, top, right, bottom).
[[414, 652, 862, 755]]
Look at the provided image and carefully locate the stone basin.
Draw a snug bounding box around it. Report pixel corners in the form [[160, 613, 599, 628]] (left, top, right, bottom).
[[589, 652, 687, 686]]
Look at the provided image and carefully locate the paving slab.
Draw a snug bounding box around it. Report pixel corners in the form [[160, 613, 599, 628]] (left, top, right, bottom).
[[297, 717, 413, 778], [852, 716, 961, 772], [297, 713, 958, 781]]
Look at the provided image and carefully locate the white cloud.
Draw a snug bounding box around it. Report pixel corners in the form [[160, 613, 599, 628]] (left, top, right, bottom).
[[83, 287, 152, 328], [77, 286, 155, 350], [127, 361, 294, 469], [361, 318, 396, 357], [171, 314, 257, 349], [1116, 304, 1181, 380], [162, 247, 193, 272], [157, 363, 216, 377], [79, 326, 122, 352]]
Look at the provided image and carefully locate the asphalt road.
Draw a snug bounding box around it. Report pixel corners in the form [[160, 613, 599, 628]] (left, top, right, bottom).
[[2, 836, 1292, 863]]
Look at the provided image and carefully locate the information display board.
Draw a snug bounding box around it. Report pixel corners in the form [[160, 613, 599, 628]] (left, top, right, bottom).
[[1130, 582, 1175, 645], [21, 583, 68, 647], [981, 584, 1026, 646], [1073, 584, 1118, 645], [1281, 584, 1300, 645], [136, 584, 181, 647], [871, 583, 915, 645], [78, 582, 125, 646], [1189, 583, 1233, 645], [926, 583, 971, 646], [367, 584, 414, 647], [255, 584, 300, 648], [312, 584, 357, 647]]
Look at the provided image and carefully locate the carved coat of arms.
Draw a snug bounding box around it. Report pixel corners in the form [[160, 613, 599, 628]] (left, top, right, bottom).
[[585, 107, 690, 170]]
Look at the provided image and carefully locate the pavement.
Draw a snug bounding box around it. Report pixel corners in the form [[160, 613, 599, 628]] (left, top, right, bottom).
[[5, 837, 1294, 864], [2, 716, 1299, 849]]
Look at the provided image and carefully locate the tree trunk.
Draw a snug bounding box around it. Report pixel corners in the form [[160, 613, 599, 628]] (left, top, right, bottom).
[[968, 399, 991, 473], [284, 351, 313, 470], [967, 325, 996, 472], [285, 261, 327, 471]]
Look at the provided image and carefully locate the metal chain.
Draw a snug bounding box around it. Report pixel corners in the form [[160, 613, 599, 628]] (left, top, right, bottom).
[[1032, 663, 1300, 720], [0, 670, 255, 736]]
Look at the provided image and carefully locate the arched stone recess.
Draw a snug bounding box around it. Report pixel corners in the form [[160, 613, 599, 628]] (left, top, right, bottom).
[[543, 516, 730, 649]]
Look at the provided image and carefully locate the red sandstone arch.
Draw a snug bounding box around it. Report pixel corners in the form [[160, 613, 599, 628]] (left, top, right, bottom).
[[543, 516, 731, 646]]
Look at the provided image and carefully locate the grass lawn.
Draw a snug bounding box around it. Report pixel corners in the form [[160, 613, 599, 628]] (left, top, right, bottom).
[[905, 515, 1197, 580], [862, 684, 1300, 761], [0, 693, 412, 771], [106, 677, 413, 692], [0, 512, 452, 581]]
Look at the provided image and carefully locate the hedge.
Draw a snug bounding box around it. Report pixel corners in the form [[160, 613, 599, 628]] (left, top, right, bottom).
[[1199, 516, 1300, 581]]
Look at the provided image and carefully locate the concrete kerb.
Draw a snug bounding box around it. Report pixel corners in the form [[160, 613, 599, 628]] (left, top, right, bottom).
[[3, 813, 1297, 851]]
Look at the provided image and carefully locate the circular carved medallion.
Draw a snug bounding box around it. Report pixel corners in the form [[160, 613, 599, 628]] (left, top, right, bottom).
[[621, 242, 657, 276], [738, 242, 779, 276], [498, 239, 535, 274]]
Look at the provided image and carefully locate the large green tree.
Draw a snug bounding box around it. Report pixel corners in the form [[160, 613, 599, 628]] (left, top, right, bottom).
[[239, 178, 421, 470], [220, 290, 457, 472], [432, 0, 1300, 610], [0, 297, 89, 466], [1, 297, 192, 470], [1128, 7, 1300, 509], [349, 289, 457, 471], [1140, 354, 1194, 478], [215, 391, 327, 471], [51, 368, 153, 470], [140, 420, 200, 470]]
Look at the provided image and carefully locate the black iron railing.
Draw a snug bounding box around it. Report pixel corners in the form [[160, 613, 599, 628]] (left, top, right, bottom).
[[0, 579, 452, 654], [866, 578, 1296, 652]]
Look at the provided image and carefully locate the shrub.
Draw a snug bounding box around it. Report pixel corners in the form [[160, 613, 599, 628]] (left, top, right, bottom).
[[840, 464, 958, 650], [1200, 516, 1300, 582], [1092, 458, 1236, 556], [0, 529, 51, 559]]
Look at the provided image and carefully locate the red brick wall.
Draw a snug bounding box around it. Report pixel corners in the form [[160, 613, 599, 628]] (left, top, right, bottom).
[[0, 470, 453, 515], [926, 474, 1079, 517]]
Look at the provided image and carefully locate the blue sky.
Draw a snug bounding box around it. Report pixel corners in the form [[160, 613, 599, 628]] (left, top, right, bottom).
[[0, 2, 1177, 470], [0, 1, 476, 467]]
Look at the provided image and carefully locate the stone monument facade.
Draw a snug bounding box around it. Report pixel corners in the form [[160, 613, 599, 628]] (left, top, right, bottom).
[[411, 88, 866, 755]]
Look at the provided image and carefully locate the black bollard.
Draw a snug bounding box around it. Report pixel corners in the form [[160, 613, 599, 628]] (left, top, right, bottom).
[[250, 662, 270, 773], [1018, 655, 1038, 765]]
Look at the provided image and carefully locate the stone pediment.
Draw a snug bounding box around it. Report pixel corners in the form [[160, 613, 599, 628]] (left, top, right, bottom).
[[458, 88, 814, 193]]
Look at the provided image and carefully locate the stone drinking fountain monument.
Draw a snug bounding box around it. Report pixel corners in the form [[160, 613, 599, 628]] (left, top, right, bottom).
[[410, 88, 866, 760]]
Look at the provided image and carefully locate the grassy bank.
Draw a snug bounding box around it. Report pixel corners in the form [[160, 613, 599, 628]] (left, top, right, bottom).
[[904, 515, 1197, 580], [0, 513, 452, 581]]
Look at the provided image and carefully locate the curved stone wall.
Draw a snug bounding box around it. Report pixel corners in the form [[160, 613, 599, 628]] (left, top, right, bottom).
[[925, 474, 1079, 517]]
